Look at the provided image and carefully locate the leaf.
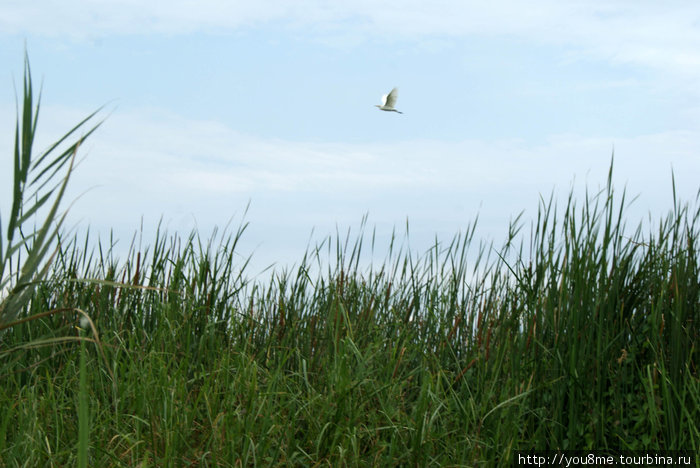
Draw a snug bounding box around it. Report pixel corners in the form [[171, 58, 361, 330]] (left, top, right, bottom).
[[0, 52, 103, 326]]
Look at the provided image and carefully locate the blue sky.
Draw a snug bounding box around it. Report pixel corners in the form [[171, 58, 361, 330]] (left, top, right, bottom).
[[1, 2, 700, 276]]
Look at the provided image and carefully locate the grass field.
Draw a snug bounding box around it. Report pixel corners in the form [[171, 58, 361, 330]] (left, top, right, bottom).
[[1, 57, 698, 467]]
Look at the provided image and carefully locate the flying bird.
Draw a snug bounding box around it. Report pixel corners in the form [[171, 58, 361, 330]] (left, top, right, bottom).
[[375, 87, 403, 114]]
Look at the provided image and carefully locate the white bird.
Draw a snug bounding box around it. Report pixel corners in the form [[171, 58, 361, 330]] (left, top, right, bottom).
[[375, 87, 403, 114]]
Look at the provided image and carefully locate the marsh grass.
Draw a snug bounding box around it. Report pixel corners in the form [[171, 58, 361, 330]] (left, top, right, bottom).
[[0, 53, 102, 327], [0, 58, 697, 466], [1, 169, 698, 466]]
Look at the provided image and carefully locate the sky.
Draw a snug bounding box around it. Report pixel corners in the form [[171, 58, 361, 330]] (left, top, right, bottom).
[[1, 1, 700, 278]]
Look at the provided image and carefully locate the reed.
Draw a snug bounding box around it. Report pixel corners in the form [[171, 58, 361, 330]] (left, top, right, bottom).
[[0, 57, 697, 466]]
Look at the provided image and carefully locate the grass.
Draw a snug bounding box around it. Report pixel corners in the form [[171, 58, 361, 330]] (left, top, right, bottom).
[[1, 57, 698, 466]]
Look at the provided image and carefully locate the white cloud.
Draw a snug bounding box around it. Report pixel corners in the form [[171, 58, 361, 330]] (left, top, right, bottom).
[[2, 102, 698, 274], [4, 103, 697, 210], [2, 1, 698, 277], [2, 1, 700, 79]]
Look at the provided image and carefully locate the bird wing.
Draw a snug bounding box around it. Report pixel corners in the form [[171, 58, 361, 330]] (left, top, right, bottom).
[[385, 87, 398, 108]]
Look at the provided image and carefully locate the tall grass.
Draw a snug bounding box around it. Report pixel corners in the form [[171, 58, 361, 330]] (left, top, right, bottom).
[[0, 57, 697, 466], [1, 168, 697, 465], [0, 53, 103, 466], [0, 53, 102, 327]]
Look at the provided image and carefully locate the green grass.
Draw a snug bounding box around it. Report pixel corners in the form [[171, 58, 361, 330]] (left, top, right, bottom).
[[2, 177, 698, 466], [1, 56, 698, 466]]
